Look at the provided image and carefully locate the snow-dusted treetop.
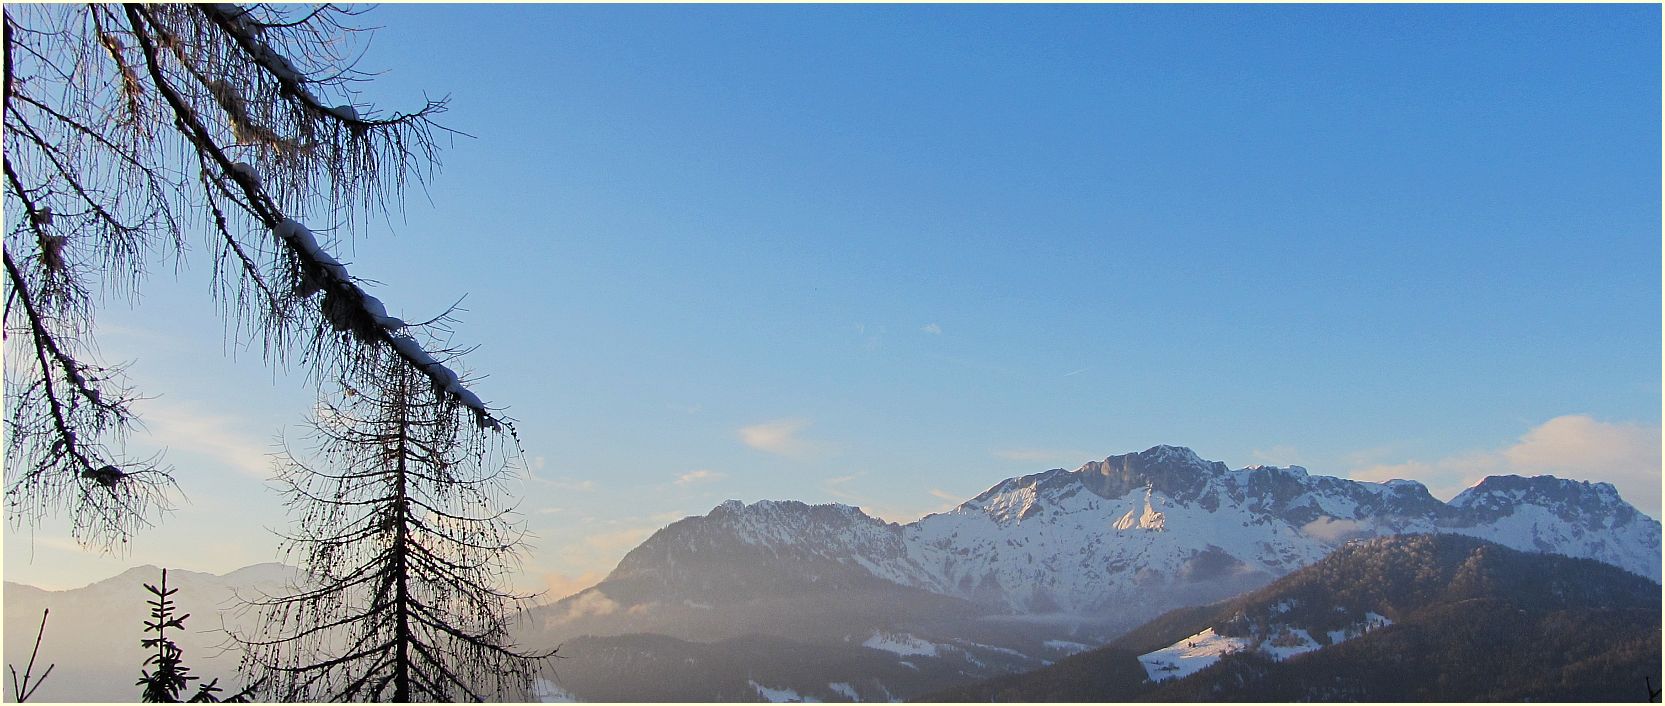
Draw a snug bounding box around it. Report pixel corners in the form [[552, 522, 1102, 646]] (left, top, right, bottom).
[[4, 4, 509, 549]]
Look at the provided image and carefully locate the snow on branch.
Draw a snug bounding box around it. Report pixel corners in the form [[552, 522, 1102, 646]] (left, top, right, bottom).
[[3, 4, 511, 550], [274, 218, 501, 430]]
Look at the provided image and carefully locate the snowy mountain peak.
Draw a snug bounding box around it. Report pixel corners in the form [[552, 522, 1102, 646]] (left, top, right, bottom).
[[601, 497, 933, 596], [1140, 444, 1209, 466], [690, 499, 875, 538], [1072, 445, 1228, 503], [1450, 475, 1627, 520], [1241, 464, 1310, 478]]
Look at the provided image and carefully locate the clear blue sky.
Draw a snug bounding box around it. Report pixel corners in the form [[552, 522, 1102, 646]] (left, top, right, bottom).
[[5, 4, 1659, 594]]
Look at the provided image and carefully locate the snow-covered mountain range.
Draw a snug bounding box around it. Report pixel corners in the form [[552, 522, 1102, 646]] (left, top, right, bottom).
[[9, 445, 1656, 702], [523, 444, 1659, 700], [552, 445, 1657, 624], [899, 444, 1659, 614]]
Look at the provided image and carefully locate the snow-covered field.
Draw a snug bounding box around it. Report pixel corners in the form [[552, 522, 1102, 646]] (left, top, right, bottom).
[[750, 679, 814, 702], [1139, 612, 1394, 682], [1043, 638, 1094, 654], [862, 631, 940, 657], [1138, 628, 1250, 681]]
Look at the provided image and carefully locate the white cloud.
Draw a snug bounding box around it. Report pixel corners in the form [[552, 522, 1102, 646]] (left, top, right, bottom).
[[674, 469, 726, 487], [1347, 415, 1661, 517], [921, 323, 942, 335], [1349, 452, 1505, 501], [540, 570, 607, 602], [739, 418, 828, 458], [563, 590, 620, 618], [1503, 415, 1660, 516], [1299, 516, 1370, 543]]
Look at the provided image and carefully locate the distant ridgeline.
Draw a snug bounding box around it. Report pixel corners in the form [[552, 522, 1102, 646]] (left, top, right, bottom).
[[514, 445, 1659, 701]]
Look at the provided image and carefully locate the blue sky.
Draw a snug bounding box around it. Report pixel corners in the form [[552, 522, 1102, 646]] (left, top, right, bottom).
[[4, 4, 1659, 594]]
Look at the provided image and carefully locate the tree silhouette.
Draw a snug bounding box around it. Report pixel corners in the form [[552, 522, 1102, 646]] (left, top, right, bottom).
[[7, 609, 54, 702], [4, 3, 507, 550], [137, 569, 255, 703], [236, 358, 548, 701]]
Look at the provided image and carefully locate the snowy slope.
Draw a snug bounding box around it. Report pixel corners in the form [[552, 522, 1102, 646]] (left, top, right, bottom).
[[1138, 612, 1390, 681]]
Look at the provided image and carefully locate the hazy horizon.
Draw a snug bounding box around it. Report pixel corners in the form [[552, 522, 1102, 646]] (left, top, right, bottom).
[[4, 3, 1658, 598]]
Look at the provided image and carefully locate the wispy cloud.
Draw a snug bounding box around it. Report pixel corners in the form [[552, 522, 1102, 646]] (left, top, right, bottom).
[[823, 473, 863, 501], [649, 510, 689, 524], [530, 476, 597, 493], [739, 418, 828, 458], [539, 570, 608, 602], [928, 488, 962, 503], [1250, 445, 1303, 466], [137, 398, 274, 479], [584, 526, 657, 553], [993, 448, 1090, 465], [861, 487, 966, 524], [522, 457, 600, 492], [1062, 367, 1090, 377], [852, 323, 887, 351], [1347, 415, 1662, 517], [674, 469, 726, 487], [921, 323, 942, 335]]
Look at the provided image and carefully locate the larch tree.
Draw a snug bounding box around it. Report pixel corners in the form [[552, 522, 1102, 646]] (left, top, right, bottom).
[[235, 358, 548, 701], [3, 3, 509, 551], [6, 2, 551, 699]]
